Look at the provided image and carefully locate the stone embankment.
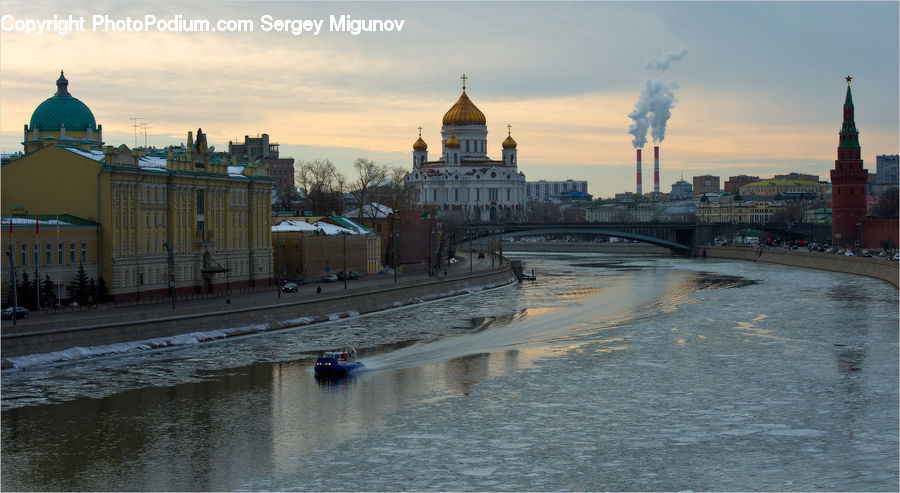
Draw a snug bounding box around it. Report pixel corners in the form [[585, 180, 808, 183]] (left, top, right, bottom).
[[503, 241, 669, 254], [703, 246, 899, 288], [1, 266, 516, 363]]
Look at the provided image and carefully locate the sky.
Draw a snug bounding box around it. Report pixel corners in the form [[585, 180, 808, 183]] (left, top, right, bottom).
[[1, 1, 898, 199]]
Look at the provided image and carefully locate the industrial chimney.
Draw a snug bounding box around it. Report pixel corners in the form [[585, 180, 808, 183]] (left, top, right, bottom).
[[636, 148, 643, 195], [654, 146, 660, 195]]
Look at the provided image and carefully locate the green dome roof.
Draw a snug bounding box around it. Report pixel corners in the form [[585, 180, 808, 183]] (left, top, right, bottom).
[[28, 72, 98, 132]]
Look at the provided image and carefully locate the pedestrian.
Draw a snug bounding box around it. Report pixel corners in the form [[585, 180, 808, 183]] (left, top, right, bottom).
[[317, 286, 322, 294]]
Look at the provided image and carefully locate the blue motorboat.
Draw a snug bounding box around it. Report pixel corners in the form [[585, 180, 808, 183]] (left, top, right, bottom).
[[314, 347, 364, 375]]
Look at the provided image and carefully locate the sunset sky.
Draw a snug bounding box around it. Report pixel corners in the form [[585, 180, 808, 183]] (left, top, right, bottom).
[[1, 1, 898, 198]]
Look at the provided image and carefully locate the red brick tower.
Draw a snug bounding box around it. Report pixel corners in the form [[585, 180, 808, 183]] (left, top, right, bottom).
[[830, 76, 868, 248]]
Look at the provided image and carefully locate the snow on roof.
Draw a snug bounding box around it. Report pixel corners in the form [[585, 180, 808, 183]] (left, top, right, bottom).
[[343, 202, 393, 219], [272, 220, 358, 235], [61, 146, 104, 162]]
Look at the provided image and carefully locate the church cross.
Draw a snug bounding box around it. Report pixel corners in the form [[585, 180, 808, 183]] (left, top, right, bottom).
[[460, 73, 467, 90]]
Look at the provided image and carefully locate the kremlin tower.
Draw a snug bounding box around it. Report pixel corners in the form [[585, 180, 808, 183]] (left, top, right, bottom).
[[829, 76, 868, 248]]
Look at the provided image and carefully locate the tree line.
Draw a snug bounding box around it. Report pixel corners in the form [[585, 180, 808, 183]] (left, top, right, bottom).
[[281, 158, 415, 219], [6, 264, 110, 309]]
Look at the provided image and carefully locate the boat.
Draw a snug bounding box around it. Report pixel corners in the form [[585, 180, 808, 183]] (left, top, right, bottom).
[[519, 269, 537, 281], [314, 347, 364, 375]]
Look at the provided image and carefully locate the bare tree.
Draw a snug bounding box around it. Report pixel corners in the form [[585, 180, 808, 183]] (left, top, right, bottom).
[[350, 158, 388, 220], [294, 159, 345, 215], [380, 166, 416, 213]]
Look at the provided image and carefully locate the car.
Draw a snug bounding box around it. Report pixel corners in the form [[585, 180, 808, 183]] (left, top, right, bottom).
[[1, 306, 29, 320], [861, 249, 872, 257], [323, 274, 338, 282], [337, 271, 359, 281], [281, 282, 298, 293], [894, 253, 900, 261], [844, 251, 855, 256], [478, 253, 485, 259], [878, 251, 888, 258]]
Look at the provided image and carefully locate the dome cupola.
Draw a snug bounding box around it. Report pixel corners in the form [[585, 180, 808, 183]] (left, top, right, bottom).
[[502, 125, 517, 150], [442, 74, 486, 127], [445, 129, 460, 149], [413, 126, 428, 151], [29, 71, 98, 132]]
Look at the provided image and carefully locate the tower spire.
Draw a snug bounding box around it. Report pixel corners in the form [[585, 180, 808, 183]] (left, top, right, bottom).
[[460, 73, 467, 91], [55, 70, 70, 97]]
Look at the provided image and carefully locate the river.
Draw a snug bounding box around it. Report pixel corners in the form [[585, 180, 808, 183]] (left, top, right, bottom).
[[2, 252, 897, 491]]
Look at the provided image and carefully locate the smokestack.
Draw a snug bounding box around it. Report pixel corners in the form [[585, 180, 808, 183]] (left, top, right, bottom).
[[654, 146, 660, 194], [636, 148, 643, 195]]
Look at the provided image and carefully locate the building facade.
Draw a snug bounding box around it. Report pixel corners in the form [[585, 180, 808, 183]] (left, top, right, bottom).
[[405, 76, 527, 222], [739, 179, 829, 200], [872, 154, 899, 194], [526, 180, 588, 200], [2, 73, 274, 300], [723, 175, 760, 195], [2, 214, 100, 303], [692, 175, 720, 196]]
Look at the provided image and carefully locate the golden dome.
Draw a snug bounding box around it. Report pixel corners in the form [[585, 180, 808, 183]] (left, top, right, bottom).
[[502, 134, 517, 150], [413, 127, 427, 151], [445, 131, 460, 149], [442, 90, 486, 127]]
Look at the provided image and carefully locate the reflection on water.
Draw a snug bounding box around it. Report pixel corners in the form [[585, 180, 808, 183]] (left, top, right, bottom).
[[2, 253, 897, 491]]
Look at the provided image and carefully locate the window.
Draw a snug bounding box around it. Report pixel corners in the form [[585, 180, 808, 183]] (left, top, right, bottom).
[[21, 243, 27, 266], [69, 243, 76, 264], [46, 244, 52, 265], [82, 242, 87, 264], [34, 243, 39, 266], [197, 190, 205, 214], [58, 243, 63, 265]]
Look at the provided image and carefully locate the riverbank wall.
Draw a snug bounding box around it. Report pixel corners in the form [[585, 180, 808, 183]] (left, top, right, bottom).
[[502, 241, 670, 254], [703, 246, 899, 288], [1, 266, 516, 362]]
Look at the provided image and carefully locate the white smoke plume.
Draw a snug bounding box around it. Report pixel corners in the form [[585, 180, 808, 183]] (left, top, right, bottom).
[[628, 49, 686, 147], [644, 48, 688, 71]]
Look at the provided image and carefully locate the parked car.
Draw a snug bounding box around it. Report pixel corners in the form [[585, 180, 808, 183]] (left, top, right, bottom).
[[1, 306, 29, 320], [337, 271, 359, 281], [844, 251, 855, 256], [861, 249, 872, 257], [281, 282, 298, 293], [323, 274, 338, 282], [894, 253, 900, 261]]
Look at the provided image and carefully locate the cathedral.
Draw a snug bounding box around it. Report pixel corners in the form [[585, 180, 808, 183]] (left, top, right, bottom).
[[405, 75, 527, 222]]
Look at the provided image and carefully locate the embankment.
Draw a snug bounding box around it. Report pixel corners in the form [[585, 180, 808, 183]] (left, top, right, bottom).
[[704, 246, 899, 288], [503, 241, 670, 254], [1, 267, 516, 362]]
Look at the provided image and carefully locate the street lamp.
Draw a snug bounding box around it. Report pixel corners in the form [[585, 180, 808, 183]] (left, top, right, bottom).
[[162, 241, 175, 310]]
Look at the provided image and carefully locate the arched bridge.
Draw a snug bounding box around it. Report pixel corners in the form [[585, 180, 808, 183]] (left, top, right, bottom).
[[461, 222, 706, 255]]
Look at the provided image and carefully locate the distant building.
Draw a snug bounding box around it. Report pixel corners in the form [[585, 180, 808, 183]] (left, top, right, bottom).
[[696, 198, 786, 224], [526, 179, 588, 200], [228, 134, 295, 196], [723, 174, 760, 195], [872, 154, 899, 194], [692, 175, 720, 196], [585, 202, 662, 222], [229, 134, 279, 162], [405, 76, 527, 222], [670, 176, 693, 198], [774, 172, 819, 183], [739, 179, 828, 200]]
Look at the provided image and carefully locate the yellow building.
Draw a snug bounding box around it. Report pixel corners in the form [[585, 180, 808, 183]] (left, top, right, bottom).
[[696, 199, 785, 224], [1, 73, 274, 300], [2, 213, 100, 303]]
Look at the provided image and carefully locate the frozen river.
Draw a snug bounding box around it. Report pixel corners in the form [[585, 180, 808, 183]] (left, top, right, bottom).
[[2, 253, 897, 491]]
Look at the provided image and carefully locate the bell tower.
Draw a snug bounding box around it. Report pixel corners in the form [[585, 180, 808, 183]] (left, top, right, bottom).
[[830, 76, 868, 248]]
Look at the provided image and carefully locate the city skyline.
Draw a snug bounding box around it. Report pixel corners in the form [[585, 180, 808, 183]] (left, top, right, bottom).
[[1, 1, 898, 198]]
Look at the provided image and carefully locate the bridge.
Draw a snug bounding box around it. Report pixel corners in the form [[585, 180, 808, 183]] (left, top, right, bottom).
[[459, 222, 718, 255]]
